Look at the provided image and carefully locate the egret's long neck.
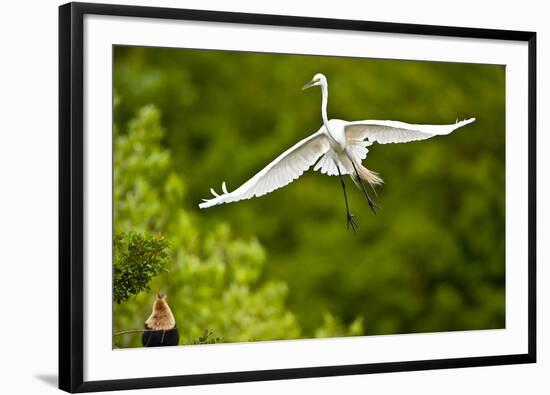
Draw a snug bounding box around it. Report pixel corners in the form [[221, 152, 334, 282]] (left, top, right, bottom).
[[320, 81, 338, 146], [321, 82, 329, 127]]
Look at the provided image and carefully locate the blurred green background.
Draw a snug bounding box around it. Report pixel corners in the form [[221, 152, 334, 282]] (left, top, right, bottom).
[[113, 45, 505, 348]]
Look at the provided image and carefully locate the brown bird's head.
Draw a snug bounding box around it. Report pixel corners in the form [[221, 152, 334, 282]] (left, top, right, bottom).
[[145, 293, 176, 330]]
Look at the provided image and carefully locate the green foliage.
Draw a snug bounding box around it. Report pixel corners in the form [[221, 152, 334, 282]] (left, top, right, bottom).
[[113, 103, 302, 348], [187, 330, 224, 345], [314, 314, 364, 339], [113, 46, 505, 345], [113, 232, 170, 304]]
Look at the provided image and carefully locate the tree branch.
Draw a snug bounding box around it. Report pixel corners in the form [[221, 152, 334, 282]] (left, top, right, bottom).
[[113, 328, 153, 336]]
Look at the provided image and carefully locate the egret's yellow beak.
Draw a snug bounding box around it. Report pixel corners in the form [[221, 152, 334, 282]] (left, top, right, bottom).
[[301, 78, 319, 91]]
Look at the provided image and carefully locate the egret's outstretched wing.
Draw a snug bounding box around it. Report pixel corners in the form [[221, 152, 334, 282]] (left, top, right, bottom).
[[345, 118, 475, 144], [199, 129, 330, 208]]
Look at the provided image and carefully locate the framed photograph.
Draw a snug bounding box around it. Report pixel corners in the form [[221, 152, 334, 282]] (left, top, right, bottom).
[[59, 2, 536, 392]]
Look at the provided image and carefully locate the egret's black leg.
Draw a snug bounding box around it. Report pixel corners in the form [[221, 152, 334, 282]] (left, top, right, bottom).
[[336, 164, 358, 234], [349, 161, 379, 215]]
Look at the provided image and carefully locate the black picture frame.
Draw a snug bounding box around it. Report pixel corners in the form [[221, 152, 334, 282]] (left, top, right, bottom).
[[59, 2, 537, 392]]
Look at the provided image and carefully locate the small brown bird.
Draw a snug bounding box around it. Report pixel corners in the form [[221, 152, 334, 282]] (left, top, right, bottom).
[[142, 293, 179, 347]]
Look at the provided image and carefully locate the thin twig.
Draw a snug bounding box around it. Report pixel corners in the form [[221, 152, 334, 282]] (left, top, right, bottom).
[[113, 328, 153, 336]]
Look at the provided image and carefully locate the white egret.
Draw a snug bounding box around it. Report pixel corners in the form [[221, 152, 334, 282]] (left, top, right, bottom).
[[199, 73, 475, 232]]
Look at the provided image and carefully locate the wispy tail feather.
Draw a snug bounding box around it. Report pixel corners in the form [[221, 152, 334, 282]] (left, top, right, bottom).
[[354, 164, 383, 192]]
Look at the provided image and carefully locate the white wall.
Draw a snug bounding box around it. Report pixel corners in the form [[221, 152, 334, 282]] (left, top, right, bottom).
[[0, 0, 546, 393]]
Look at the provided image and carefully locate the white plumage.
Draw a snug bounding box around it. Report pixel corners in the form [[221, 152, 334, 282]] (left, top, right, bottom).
[[199, 73, 475, 218], [344, 118, 475, 144], [199, 130, 330, 208]]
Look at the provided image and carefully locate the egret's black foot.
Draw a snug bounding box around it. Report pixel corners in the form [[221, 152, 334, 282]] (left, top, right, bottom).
[[367, 198, 380, 215], [347, 213, 358, 234]]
